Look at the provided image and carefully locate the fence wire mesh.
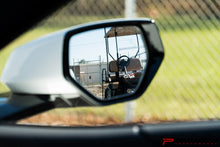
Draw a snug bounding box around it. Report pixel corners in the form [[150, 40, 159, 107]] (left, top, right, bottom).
[[3, 0, 220, 125]]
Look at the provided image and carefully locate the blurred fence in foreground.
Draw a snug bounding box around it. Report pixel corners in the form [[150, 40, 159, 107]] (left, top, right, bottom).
[[18, 0, 220, 125]]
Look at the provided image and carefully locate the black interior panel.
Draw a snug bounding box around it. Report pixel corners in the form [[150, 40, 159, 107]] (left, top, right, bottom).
[[1, 121, 220, 147]]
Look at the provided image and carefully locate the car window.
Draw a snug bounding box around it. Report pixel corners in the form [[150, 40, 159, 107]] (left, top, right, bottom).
[[1, 0, 220, 126]]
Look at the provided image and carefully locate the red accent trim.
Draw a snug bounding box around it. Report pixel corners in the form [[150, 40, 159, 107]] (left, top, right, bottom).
[[162, 138, 174, 146], [162, 137, 218, 146]]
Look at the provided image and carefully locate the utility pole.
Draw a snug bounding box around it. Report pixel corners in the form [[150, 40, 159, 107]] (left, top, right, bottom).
[[125, 0, 136, 18], [124, 0, 136, 123]]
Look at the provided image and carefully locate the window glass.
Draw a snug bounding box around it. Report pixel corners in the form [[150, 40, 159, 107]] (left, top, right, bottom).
[[0, 0, 219, 126]]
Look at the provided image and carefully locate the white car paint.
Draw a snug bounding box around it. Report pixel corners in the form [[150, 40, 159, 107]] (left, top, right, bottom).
[[1, 29, 79, 97]]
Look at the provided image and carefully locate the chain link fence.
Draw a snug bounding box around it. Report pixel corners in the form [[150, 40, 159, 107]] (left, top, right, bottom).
[[8, 0, 220, 125]]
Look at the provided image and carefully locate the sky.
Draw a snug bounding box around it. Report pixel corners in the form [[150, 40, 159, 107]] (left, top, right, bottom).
[[69, 27, 147, 66]]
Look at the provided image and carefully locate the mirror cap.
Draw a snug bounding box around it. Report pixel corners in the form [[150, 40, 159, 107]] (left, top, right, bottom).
[[1, 19, 164, 106]]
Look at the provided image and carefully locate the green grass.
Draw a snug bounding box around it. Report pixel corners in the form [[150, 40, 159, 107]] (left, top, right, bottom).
[[1, 26, 220, 123], [135, 28, 220, 121]]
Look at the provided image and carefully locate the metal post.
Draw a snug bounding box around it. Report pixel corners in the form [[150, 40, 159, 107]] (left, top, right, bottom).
[[104, 28, 110, 78], [135, 34, 140, 57], [114, 27, 120, 79], [125, 0, 136, 18], [124, 0, 136, 123], [99, 55, 102, 84]]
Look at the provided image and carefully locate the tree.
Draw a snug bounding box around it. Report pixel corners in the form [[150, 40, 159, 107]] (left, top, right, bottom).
[[79, 59, 86, 64]]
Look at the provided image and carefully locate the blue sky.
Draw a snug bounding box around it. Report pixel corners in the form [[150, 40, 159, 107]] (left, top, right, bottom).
[[69, 27, 147, 65]]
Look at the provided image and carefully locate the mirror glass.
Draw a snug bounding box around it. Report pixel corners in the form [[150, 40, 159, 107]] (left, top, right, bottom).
[[68, 26, 148, 100]]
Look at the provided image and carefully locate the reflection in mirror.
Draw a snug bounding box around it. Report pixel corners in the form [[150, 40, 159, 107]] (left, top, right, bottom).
[[68, 26, 148, 100]]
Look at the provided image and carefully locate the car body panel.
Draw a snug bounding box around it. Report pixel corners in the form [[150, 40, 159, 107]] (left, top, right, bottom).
[[1, 30, 79, 95]]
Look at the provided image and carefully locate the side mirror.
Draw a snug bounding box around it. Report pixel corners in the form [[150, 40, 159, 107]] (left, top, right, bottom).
[[63, 19, 164, 105], [1, 19, 164, 106]]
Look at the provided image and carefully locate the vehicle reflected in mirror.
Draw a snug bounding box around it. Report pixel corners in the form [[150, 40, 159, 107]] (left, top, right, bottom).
[[68, 26, 148, 100]]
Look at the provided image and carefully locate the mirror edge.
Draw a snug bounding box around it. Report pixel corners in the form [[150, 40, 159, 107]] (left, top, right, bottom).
[[63, 18, 164, 106]]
